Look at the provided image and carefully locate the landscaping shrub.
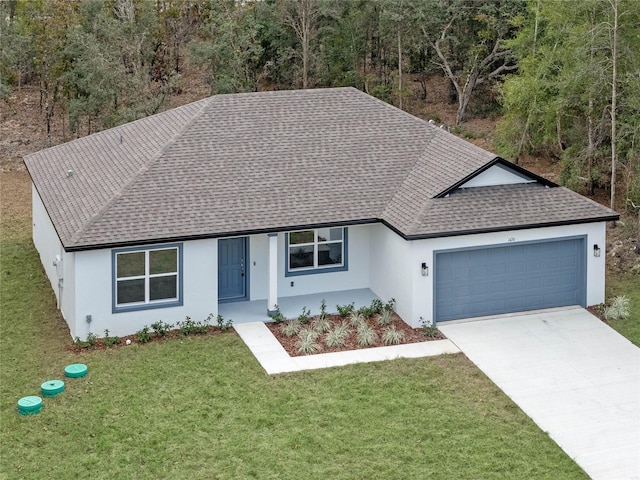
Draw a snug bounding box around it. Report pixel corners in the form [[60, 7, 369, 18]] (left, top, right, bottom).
[[376, 309, 393, 326], [103, 329, 121, 347], [136, 326, 151, 343], [296, 328, 321, 355], [297, 306, 311, 324], [604, 295, 631, 321], [382, 325, 405, 345], [349, 311, 365, 328], [150, 320, 173, 337], [357, 305, 376, 319], [280, 320, 301, 337], [356, 324, 377, 347], [313, 316, 331, 333], [420, 318, 439, 338], [319, 299, 328, 321], [325, 323, 350, 348], [336, 302, 355, 317], [269, 304, 286, 323], [216, 314, 233, 331]]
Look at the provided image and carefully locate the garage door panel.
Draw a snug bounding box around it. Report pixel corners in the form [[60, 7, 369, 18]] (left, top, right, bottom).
[[540, 258, 559, 270], [435, 238, 586, 322], [561, 255, 578, 268]]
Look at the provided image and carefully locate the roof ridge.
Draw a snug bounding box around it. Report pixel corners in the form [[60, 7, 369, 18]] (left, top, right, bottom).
[[69, 97, 213, 245], [379, 131, 433, 215], [348, 87, 440, 128]]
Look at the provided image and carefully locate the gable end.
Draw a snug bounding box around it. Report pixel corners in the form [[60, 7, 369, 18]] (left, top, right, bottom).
[[434, 158, 557, 198]]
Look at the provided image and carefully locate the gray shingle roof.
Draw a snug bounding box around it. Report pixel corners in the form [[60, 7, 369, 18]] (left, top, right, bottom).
[[24, 87, 617, 250], [399, 183, 617, 238]]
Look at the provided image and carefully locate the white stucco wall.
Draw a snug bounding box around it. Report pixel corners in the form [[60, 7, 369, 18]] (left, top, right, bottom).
[[460, 164, 535, 188], [32, 184, 77, 336], [248, 234, 268, 300], [61, 250, 76, 336], [73, 238, 218, 339], [409, 222, 607, 327], [278, 224, 371, 297], [32, 185, 62, 304], [248, 226, 371, 300], [369, 224, 414, 324], [37, 206, 607, 339]]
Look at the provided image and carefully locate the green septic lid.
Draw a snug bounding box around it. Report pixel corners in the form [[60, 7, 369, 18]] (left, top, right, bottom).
[[64, 363, 88, 378], [18, 396, 43, 415], [41, 379, 65, 397]]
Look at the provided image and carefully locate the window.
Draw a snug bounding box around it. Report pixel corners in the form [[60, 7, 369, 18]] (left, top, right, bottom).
[[113, 244, 182, 312], [286, 228, 347, 276]]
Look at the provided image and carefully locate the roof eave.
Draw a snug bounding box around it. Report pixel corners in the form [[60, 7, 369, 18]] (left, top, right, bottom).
[[64, 218, 381, 252], [402, 215, 620, 241], [64, 212, 620, 251]]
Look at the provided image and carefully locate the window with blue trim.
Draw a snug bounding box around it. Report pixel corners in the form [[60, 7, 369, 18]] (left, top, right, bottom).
[[113, 244, 182, 311], [287, 228, 347, 275]]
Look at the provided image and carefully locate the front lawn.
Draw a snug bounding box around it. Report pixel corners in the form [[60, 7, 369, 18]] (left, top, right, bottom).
[[606, 273, 640, 346], [1, 171, 588, 479]]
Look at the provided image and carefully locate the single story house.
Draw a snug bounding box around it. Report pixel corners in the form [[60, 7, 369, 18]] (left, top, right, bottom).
[[25, 87, 618, 339]]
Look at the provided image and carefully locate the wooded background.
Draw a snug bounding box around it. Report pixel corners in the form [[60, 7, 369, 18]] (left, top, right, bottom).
[[1, 0, 638, 221]]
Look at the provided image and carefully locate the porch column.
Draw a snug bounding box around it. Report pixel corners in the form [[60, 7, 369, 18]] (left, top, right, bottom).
[[267, 233, 278, 314]]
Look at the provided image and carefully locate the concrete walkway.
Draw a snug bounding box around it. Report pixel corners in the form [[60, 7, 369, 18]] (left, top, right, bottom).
[[234, 322, 460, 375], [439, 307, 640, 480]]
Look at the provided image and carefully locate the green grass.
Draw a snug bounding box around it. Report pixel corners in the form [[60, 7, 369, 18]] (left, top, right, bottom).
[[0, 173, 590, 479], [606, 274, 640, 346]]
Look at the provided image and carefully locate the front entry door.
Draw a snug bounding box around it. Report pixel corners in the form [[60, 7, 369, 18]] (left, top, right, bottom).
[[218, 238, 248, 302]]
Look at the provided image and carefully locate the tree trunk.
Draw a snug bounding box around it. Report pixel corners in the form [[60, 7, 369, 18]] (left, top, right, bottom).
[[456, 69, 478, 125], [45, 99, 53, 147], [430, 21, 514, 126], [610, 0, 618, 213], [587, 99, 594, 195], [637, 208, 640, 254], [397, 27, 402, 110], [586, 7, 596, 195], [282, 0, 318, 90], [302, 16, 308, 88]]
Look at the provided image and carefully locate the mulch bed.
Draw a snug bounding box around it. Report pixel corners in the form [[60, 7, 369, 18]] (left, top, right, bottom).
[[65, 326, 233, 354], [586, 305, 608, 323], [266, 312, 445, 357], [64, 313, 445, 357]]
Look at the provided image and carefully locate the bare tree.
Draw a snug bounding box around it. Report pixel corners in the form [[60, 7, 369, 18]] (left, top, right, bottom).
[[428, 18, 517, 125], [608, 0, 619, 212], [280, 0, 320, 89]]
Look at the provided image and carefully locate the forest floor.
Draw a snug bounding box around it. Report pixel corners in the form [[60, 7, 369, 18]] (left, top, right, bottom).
[[2, 73, 638, 277]]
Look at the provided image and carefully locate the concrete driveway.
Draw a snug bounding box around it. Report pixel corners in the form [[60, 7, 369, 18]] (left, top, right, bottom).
[[439, 307, 640, 480]]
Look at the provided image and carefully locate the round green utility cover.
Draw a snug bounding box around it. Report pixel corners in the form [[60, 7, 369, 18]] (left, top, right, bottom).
[[18, 396, 43, 415], [41, 380, 65, 397], [65, 363, 88, 378]]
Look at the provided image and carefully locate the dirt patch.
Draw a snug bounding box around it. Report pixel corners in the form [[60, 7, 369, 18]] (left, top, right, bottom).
[[1, 170, 32, 239], [0, 88, 62, 172], [266, 313, 444, 357], [606, 217, 640, 277]]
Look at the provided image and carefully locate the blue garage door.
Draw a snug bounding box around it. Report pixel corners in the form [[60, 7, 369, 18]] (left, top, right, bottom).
[[435, 237, 586, 322]]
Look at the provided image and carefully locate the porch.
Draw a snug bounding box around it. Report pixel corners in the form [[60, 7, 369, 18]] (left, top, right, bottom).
[[218, 288, 379, 324]]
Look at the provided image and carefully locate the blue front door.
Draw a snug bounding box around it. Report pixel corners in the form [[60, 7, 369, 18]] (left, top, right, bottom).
[[218, 238, 248, 302]]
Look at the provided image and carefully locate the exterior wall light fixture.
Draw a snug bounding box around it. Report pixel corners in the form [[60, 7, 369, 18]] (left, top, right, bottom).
[[593, 244, 601, 257], [421, 262, 429, 276]]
